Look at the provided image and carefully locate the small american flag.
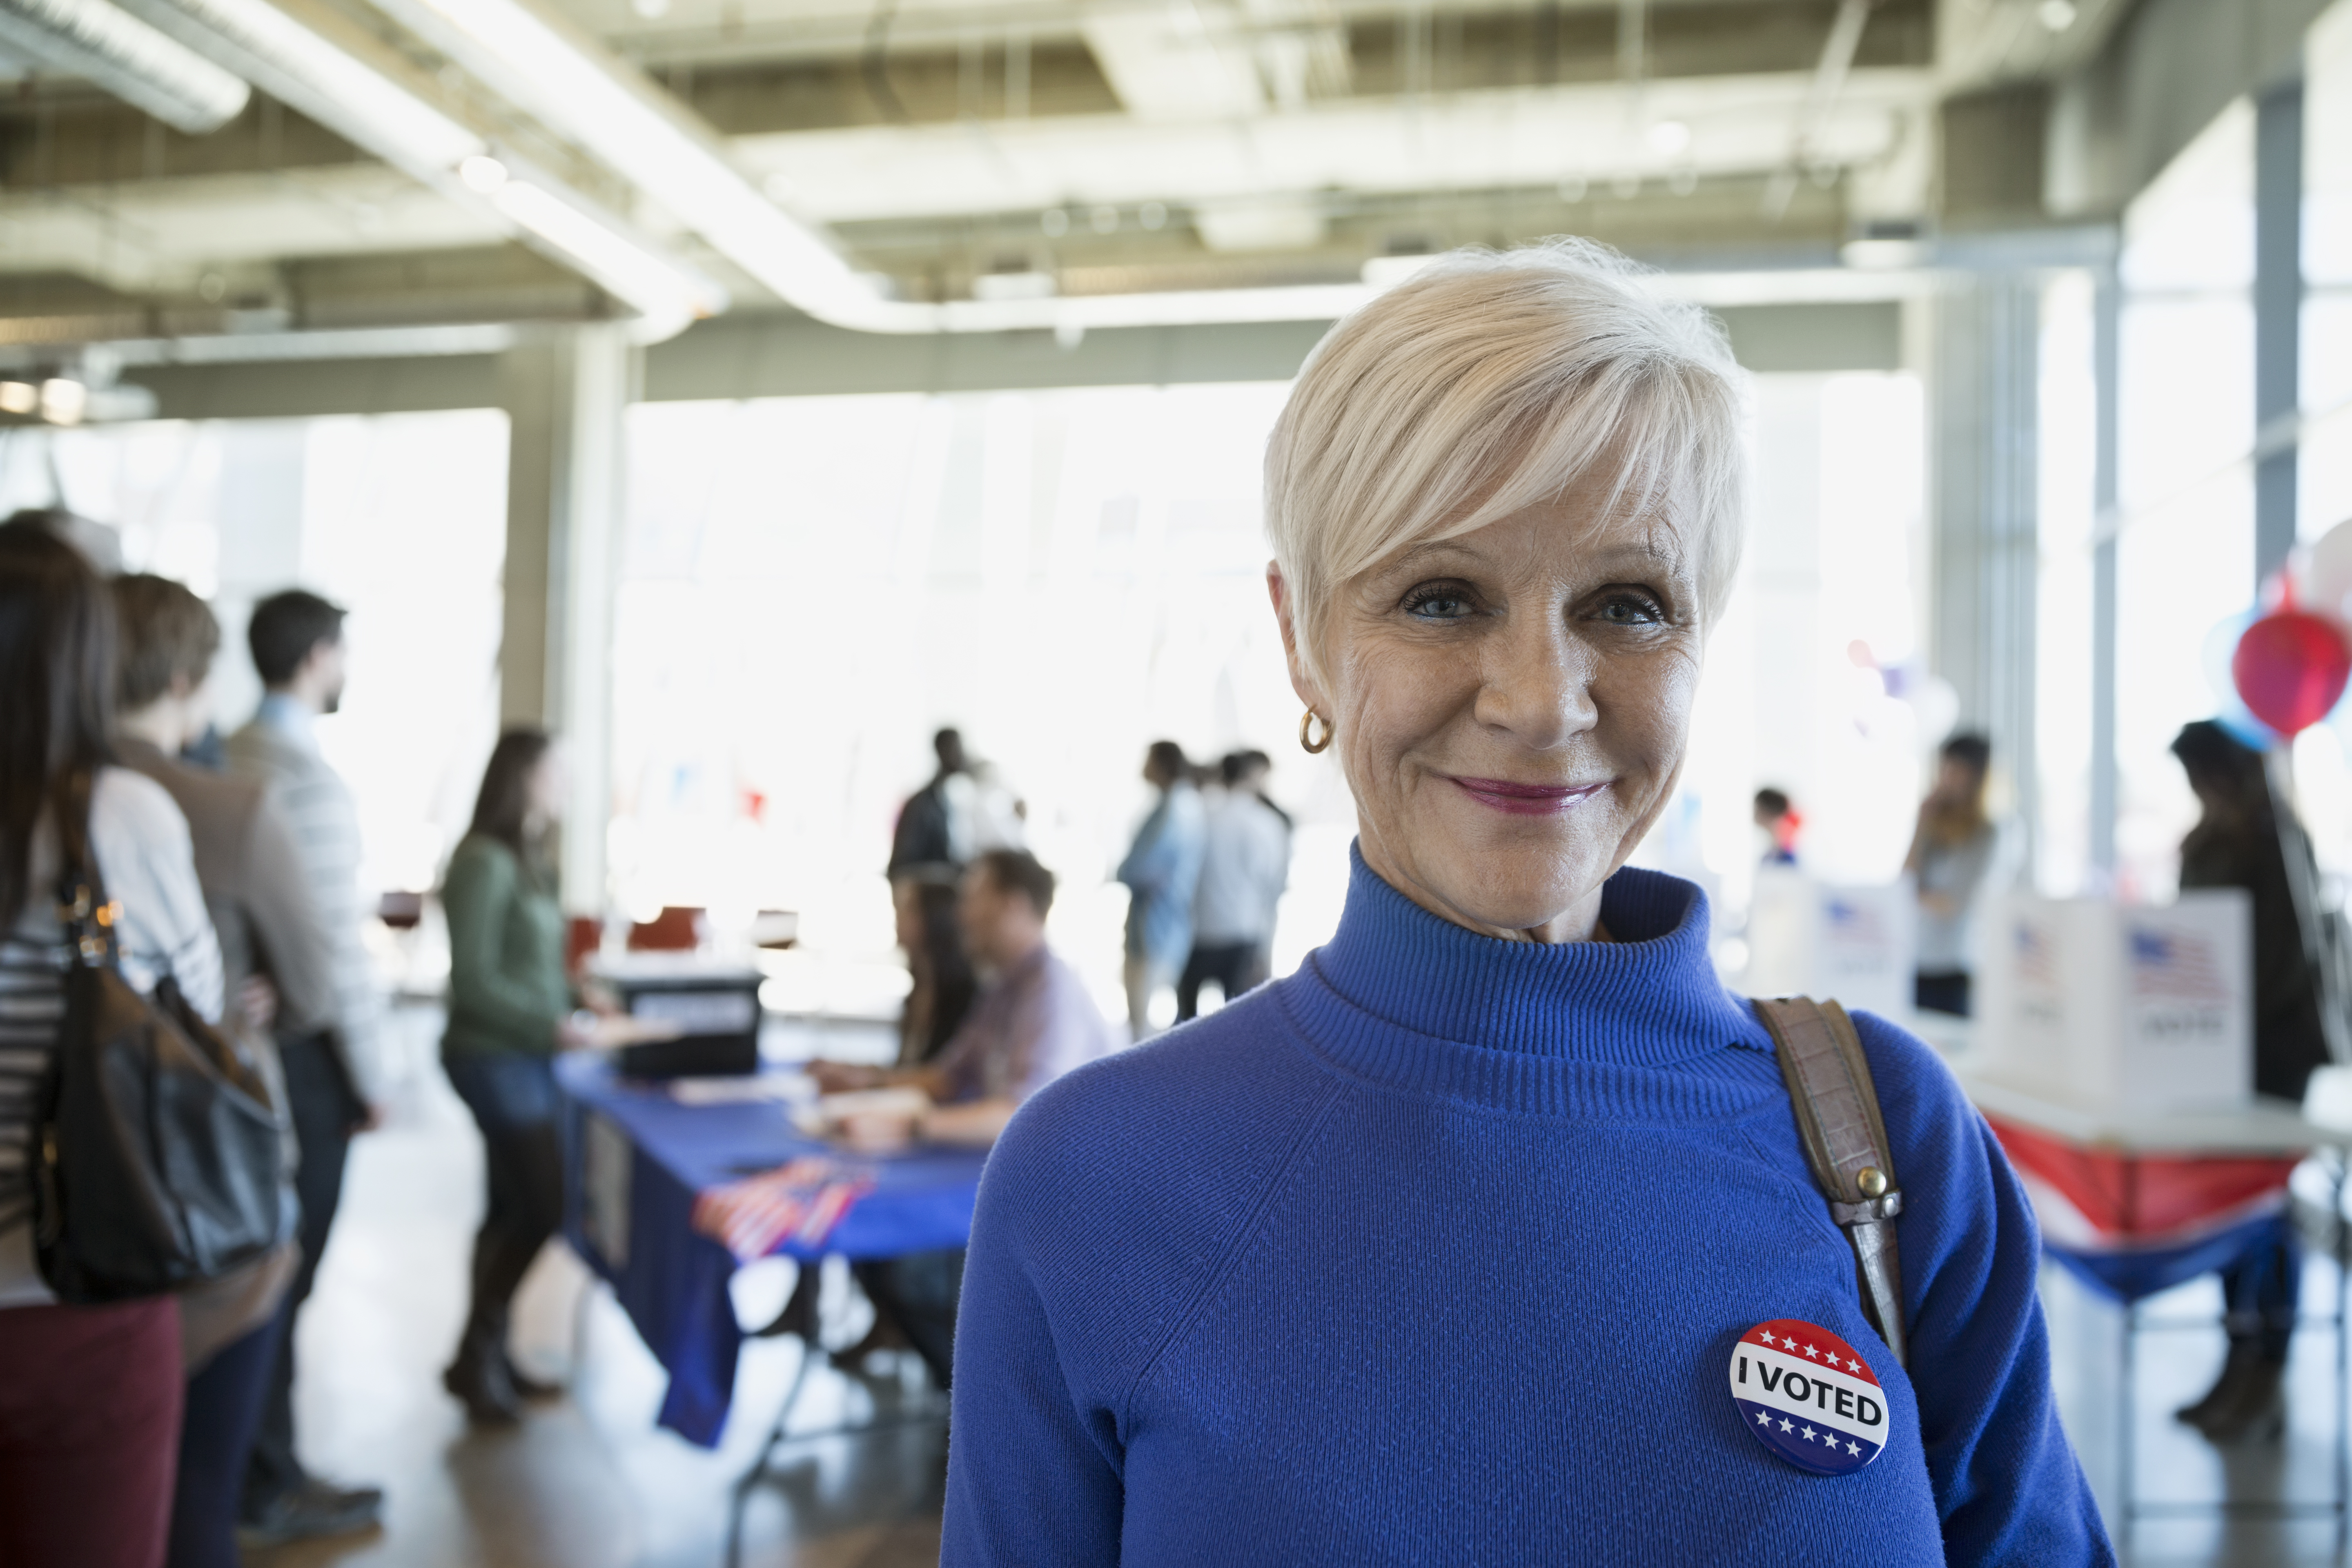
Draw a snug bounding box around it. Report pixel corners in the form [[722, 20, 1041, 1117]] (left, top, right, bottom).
[[2129, 927, 2228, 1003], [691, 1156, 875, 1263], [1824, 898, 1884, 944], [2013, 921, 2060, 990]]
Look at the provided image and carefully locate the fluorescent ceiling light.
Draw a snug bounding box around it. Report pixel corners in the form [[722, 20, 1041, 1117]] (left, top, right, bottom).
[[0, 0, 248, 132], [971, 271, 1056, 303], [118, 0, 722, 333], [39, 377, 86, 424]]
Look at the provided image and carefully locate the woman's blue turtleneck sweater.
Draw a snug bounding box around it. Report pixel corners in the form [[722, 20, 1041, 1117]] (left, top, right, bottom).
[[943, 853, 2113, 1566]]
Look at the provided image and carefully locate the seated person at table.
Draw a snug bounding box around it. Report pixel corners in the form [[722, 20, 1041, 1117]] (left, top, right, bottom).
[[813, 851, 1115, 1147], [811, 849, 1116, 1148], [811, 850, 1116, 1388]]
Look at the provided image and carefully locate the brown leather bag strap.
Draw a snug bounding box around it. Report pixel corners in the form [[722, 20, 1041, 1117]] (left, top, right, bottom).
[[1753, 996, 1908, 1368]]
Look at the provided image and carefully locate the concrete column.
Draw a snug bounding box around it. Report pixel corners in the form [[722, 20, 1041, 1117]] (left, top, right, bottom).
[[1929, 273, 2041, 872], [498, 325, 636, 915], [2255, 76, 2303, 582], [2089, 269, 2121, 879]]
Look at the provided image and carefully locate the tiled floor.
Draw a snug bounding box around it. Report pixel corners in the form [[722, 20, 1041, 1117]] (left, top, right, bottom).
[[253, 1002, 2352, 1567]]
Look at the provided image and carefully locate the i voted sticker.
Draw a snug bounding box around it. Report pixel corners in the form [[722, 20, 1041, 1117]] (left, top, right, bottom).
[[1728, 1319, 1888, 1476]]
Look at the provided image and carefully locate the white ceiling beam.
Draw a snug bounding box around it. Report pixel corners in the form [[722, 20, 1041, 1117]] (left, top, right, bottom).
[[735, 68, 1931, 224]]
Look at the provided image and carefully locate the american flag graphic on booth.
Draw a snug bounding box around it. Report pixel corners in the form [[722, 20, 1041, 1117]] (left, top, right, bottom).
[[2128, 926, 2227, 1004], [2012, 920, 2060, 991], [1824, 898, 1882, 944], [1727, 1319, 1889, 1476]]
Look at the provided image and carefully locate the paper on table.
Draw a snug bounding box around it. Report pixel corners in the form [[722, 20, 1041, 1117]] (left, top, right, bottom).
[[793, 1085, 931, 1136], [668, 1072, 815, 1107]]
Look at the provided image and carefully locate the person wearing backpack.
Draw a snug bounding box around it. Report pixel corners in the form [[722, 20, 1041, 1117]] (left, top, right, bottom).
[[941, 245, 2112, 1566], [0, 519, 226, 1568]]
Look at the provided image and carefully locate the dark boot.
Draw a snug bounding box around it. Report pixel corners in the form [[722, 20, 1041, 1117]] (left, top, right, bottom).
[[2176, 1342, 2262, 1430], [481, 1304, 562, 1400], [501, 1346, 564, 1402], [443, 1320, 523, 1427], [2196, 1356, 2287, 1444]]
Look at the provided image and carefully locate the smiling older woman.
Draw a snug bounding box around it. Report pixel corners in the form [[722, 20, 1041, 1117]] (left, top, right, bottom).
[[940, 242, 2111, 1567]]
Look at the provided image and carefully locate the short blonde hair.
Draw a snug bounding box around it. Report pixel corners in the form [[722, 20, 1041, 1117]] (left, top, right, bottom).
[[1265, 238, 1748, 693]]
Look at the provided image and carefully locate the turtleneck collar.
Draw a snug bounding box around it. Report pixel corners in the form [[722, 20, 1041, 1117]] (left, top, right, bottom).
[[1305, 844, 1764, 1072]]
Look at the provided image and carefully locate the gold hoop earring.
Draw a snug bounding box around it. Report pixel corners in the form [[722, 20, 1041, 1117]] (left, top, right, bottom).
[[1299, 708, 1333, 755]]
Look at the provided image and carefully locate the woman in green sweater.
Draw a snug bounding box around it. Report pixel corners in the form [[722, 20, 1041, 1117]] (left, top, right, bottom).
[[439, 726, 579, 1425]]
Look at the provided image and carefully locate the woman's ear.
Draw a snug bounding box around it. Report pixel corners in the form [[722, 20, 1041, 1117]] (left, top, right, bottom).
[[1266, 561, 1326, 715]]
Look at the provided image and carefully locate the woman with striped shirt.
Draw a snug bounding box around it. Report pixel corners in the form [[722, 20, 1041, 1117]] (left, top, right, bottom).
[[0, 518, 223, 1568]]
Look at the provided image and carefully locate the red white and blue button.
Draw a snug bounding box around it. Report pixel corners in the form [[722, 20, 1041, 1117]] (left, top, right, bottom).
[[1728, 1319, 1888, 1477]]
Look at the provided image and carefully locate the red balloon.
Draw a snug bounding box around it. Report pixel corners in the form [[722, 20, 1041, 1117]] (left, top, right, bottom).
[[2232, 610, 2352, 736]]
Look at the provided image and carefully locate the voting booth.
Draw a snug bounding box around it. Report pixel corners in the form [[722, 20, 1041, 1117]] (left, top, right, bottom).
[[1975, 890, 2253, 1112], [1743, 869, 1916, 1022]]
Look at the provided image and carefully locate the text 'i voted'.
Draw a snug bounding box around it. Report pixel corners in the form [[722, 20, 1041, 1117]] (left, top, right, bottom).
[[1728, 1319, 1888, 1477]]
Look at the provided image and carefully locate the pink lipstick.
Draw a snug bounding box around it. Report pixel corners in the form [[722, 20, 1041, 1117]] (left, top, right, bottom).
[[1445, 776, 1608, 816]]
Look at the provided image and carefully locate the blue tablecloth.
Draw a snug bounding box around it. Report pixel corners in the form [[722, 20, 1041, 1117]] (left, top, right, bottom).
[[555, 1052, 986, 1446]]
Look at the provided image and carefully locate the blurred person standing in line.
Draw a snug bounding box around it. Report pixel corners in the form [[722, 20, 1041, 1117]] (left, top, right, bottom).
[[111, 575, 331, 1568], [224, 590, 390, 1546], [2166, 720, 2332, 1441], [889, 728, 979, 1066], [1904, 733, 1995, 1018], [1178, 751, 1290, 1021], [1117, 741, 1205, 1040], [889, 727, 975, 880], [1232, 749, 1291, 965], [1753, 787, 1800, 866], [0, 523, 225, 1568]]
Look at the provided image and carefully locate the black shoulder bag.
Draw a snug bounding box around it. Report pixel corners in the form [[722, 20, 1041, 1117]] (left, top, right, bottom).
[[1753, 996, 1908, 1368], [28, 774, 298, 1302]]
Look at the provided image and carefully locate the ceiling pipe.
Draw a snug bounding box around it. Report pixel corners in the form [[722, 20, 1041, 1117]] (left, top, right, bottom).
[[0, 0, 248, 133], [1765, 0, 1875, 218], [110, 0, 724, 335], [359, 0, 1413, 331]]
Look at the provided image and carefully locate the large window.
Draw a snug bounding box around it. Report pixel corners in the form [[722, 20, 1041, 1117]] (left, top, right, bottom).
[[0, 412, 510, 906], [1663, 371, 1929, 932], [615, 372, 1928, 1013], [2036, 270, 2100, 898], [2294, 0, 2352, 884], [2110, 101, 2258, 901], [613, 385, 1345, 1022]]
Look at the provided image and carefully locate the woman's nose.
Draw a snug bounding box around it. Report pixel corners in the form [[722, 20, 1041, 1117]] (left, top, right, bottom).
[[1472, 618, 1597, 748]]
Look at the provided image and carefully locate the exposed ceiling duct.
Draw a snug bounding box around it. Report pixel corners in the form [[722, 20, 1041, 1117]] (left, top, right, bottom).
[[107, 0, 724, 334], [0, 0, 248, 132], [0, 0, 2123, 345], [352, 0, 1937, 333]]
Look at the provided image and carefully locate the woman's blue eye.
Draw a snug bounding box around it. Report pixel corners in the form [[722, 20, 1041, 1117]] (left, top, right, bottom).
[[1597, 594, 1663, 624], [1406, 591, 1472, 619]]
